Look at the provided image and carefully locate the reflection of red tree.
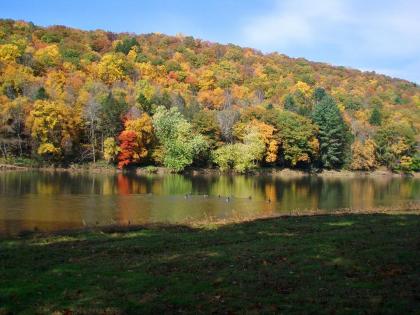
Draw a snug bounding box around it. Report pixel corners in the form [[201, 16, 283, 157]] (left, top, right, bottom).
[[115, 174, 151, 225], [117, 173, 130, 195], [116, 173, 133, 224]]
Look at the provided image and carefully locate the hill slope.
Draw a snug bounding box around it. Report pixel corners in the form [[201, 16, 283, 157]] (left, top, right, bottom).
[[0, 19, 419, 171]]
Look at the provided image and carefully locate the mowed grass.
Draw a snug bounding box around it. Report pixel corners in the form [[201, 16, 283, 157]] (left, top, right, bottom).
[[1, 213, 420, 314]]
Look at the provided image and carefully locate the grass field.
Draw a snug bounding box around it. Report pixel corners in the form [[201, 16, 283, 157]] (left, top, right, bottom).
[[1, 213, 419, 314]]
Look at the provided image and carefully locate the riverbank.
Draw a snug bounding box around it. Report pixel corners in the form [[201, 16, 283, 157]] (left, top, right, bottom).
[[1, 159, 418, 178], [1, 212, 419, 314]]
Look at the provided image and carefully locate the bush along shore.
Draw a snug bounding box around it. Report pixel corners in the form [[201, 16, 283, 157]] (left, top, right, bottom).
[[1, 212, 420, 314], [0, 158, 418, 178]]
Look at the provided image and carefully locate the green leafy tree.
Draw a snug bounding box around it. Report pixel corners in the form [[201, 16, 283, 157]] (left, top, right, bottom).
[[213, 143, 260, 173], [153, 106, 208, 171], [213, 126, 265, 173], [212, 144, 235, 171], [374, 122, 416, 170], [275, 111, 319, 167], [241, 127, 266, 168], [312, 96, 350, 169], [192, 110, 222, 150]]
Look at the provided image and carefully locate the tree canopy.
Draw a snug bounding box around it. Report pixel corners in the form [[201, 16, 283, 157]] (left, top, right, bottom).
[[0, 19, 418, 172]]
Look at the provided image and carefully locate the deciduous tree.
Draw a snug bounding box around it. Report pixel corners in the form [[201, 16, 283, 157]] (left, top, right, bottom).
[[26, 100, 77, 160], [153, 106, 208, 171], [275, 111, 319, 167]]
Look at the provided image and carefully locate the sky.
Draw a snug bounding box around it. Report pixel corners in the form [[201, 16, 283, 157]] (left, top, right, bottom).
[[1, 0, 420, 83]]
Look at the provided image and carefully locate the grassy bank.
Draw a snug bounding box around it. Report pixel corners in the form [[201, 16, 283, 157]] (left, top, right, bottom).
[[1, 213, 419, 314]]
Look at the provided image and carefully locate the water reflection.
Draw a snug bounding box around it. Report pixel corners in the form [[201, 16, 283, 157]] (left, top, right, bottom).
[[0, 171, 418, 235]]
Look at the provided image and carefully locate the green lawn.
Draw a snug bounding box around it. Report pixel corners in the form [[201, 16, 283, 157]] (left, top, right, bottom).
[[1, 213, 420, 314]]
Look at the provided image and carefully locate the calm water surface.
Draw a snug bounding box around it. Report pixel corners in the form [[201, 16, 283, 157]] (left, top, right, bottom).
[[0, 171, 418, 235]]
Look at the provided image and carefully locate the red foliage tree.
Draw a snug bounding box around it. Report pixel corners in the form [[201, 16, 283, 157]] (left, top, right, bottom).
[[117, 130, 140, 169]]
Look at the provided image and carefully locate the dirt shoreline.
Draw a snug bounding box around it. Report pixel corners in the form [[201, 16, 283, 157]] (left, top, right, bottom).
[[1, 163, 418, 178]]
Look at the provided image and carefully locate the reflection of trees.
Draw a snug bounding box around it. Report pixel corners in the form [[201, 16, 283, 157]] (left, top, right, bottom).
[[209, 175, 265, 200], [189, 175, 219, 195], [102, 176, 116, 195], [263, 177, 321, 212], [373, 177, 419, 207], [115, 173, 155, 195], [317, 178, 347, 210], [162, 174, 192, 195], [350, 179, 374, 209], [117, 174, 130, 195], [1, 171, 419, 235]]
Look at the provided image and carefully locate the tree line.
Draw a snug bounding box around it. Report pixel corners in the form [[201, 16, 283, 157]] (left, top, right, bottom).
[[0, 19, 418, 173]]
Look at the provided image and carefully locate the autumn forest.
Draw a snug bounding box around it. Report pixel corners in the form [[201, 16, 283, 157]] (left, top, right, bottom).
[[0, 19, 419, 173]]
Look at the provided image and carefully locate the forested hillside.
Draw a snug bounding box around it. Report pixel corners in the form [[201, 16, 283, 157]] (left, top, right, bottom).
[[0, 19, 419, 172]]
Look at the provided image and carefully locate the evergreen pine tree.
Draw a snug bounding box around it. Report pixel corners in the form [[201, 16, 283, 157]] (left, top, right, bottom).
[[313, 87, 327, 103], [312, 96, 350, 169], [369, 107, 382, 126], [35, 87, 49, 100], [284, 94, 296, 112]]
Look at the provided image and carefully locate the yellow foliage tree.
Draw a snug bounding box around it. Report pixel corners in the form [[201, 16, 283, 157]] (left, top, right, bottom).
[[197, 87, 225, 109], [45, 70, 67, 101], [292, 81, 312, 98], [123, 113, 154, 160], [26, 100, 77, 159], [97, 53, 129, 85], [103, 137, 120, 163], [34, 44, 60, 68], [234, 119, 278, 163], [198, 68, 216, 90], [0, 44, 21, 62], [350, 139, 376, 170]]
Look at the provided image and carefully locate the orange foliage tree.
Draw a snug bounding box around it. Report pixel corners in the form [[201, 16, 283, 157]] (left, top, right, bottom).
[[117, 130, 140, 169]]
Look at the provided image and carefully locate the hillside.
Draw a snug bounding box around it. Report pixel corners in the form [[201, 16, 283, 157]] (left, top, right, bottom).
[[0, 19, 419, 172]]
